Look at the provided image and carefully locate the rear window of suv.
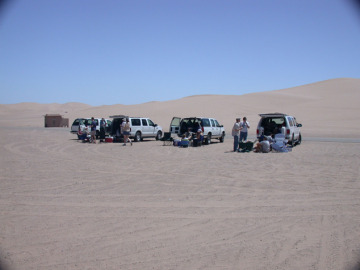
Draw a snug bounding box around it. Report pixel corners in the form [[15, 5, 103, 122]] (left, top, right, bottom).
[[201, 118, 211, 127], [85, 119, 98, 125], [287, 117, 294, 127], [131, 119, 141, 126], [262, 117, 284, 125]]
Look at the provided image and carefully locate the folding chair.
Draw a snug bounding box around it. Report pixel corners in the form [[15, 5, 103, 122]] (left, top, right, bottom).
[[160, 132, 174, 146]]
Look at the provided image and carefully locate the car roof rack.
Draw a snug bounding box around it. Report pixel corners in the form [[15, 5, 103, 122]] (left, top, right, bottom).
[[258, 113, 288, 117], [109, 115, 128, 119]]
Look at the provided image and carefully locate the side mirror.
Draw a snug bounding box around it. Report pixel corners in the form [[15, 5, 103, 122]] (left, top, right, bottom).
[[154, 124, 158, 127], [297, 124, 302, 127]]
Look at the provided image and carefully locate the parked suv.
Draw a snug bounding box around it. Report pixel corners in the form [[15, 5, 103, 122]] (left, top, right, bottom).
[[109, 115, 163, 142], [170, 117, 225, 144], [70, 118, 112, 139], [256, 113, 302, 146]]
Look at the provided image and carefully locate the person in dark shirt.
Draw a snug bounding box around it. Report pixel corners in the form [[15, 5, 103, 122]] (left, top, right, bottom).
[[99, 118, 106, 142], [90, 117, 97, 144]]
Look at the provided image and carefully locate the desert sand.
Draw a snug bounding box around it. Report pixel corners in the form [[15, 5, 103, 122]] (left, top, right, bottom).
[[0, 78, 360, 270]]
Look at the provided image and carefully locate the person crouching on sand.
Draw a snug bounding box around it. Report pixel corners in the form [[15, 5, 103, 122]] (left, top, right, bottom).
[[254, 136, 270, 153]]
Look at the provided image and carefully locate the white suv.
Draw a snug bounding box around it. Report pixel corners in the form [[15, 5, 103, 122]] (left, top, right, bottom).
[[70, 118, 112, 139], [170, 117, 225, 144], [256, 113, 302, 146], [110, 115, 163, 142]]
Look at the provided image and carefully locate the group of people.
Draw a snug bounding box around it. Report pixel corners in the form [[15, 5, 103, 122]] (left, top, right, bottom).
[[232, 116, 290, 153], [232, 116, 269, 153], [231, 117, 250, 152], [174, 127, 203, 147], [77, 117, 102, 143], [79, 116, 286, 152], [78, 117, 132, 146]]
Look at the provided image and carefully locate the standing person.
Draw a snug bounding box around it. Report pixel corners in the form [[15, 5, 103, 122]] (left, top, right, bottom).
[[121, 118, 132, 146], [90, 117, 97, 144], [240, 117, 250, 142], [232, 117, 242, 152], [99, 118, 106, 143]]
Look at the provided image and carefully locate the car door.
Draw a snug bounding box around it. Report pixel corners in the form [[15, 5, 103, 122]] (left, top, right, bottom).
[[170, 117, 181, 135], [141, 119, 151, 137], [214, 119, 223, 136], [147, 119, 157, 136], [71, 118, 84, 133], [292, 117, 300, 140], [210, 119, 220, 137], [286, 117, 295, 140]]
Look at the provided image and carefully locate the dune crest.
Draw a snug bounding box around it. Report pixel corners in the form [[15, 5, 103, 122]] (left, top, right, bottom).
[[1, 78, 359, 137]]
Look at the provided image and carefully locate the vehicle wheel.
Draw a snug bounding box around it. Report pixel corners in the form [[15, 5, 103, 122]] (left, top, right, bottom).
[[291, 134, 295, 147], [205, 133, 211, 145], [134, 131, 142, 142], [297, 134, 302, 145], [155, 131, 162, 140], [219, 132, 225, 143]]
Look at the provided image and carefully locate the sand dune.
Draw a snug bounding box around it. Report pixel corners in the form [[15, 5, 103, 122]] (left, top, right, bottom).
[[2, 78, 359, 137], [0, 78, 360, 270]]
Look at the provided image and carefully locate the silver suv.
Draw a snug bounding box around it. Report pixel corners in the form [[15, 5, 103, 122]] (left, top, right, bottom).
[[110, 115, 163, 142], [256, 113, 302, 146], [170, 117, 225, 144]]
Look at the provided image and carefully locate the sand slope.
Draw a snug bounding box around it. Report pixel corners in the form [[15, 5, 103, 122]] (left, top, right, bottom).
[[1, 78, 359, 137]]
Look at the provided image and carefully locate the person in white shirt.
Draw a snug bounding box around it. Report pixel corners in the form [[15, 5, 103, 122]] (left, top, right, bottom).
[[240, 117, 250, 142], [254, 137, 271, 153], [232, 117, 242, 152]]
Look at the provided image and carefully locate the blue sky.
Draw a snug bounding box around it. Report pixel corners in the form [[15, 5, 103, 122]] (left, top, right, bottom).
[[1, 0, 359, 106]]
